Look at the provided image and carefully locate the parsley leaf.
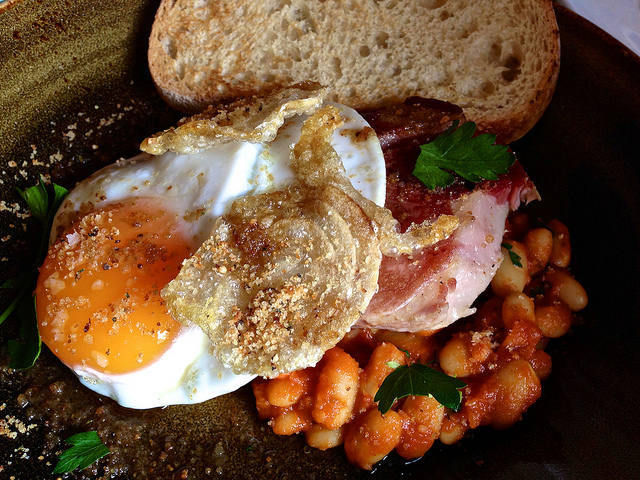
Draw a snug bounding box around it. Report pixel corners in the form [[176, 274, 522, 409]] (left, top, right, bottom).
[[374, 363, 467, 414], [0, 273, 30, 326], [52, 431, 110, 474], [412, 121, 516, 190], [17, 179, 50, 223], [7, 295, 41, 369], [501, 242, 523, 268], [386, 360, 402, 369], [1, 177, 68, 367]]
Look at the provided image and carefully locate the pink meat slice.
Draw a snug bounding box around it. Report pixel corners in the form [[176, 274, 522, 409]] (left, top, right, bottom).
[[355, 99, 539, 333]]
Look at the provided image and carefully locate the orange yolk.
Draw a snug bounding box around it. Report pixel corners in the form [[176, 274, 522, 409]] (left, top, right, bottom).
[[36, 198, 195, 375]]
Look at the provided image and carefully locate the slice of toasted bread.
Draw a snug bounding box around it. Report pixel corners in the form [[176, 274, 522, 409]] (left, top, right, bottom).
[[148, 0, 559, 144]]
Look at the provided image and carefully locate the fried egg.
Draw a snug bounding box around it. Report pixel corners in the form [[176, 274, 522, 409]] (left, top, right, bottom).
[[35, 103, 385, 409]]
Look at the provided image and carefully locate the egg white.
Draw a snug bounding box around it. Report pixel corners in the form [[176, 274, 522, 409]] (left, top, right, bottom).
[[51, 103, 386, 409]]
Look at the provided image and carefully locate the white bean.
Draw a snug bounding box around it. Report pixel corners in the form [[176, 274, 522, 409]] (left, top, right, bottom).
[[523, 227, 553, 275], [439, 414, 468, 445], [547, 268, 588, 312], [305, 424, 345, 450], [501, 292, 535, 328], [548, 219, 571, 268], [344, 408, 402, 470], [312, 347, 360, 429], [491, 241, 530, 297], [490, 360, 541, 429], [534, 304, 572, 338]]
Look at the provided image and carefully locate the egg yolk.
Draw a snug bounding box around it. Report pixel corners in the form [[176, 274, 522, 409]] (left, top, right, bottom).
[[36, 198, 195, 375]]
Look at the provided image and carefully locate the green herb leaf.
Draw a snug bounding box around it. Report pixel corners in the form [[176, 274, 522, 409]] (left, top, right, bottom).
[[0, 273, 30, 326], [52, 431, 110, 474], [501, 242, 523, 268], [7, 296, 41, 369], [412, 121, 516, 190], [2, 178, 69, 367], [17, 178, 50, 223], [1, 275, 27, 289], [374, 363, 467, 414], [386, 360, 402, 369]]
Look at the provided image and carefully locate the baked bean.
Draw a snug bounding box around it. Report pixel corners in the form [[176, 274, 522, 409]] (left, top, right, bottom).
[[463, 377, 499, 429], [270, 405, 314, 435], [546, 268, 588, 312], [548, 219, 571, 268], [356, 342, 407, 413], [534, 303, 573, 338], [501, 292, 535, 328], [498, 319, 543, 363], [312, 347, 360, 429], [438, 334, 489, 378], [344, 408, 403, 470], [374, 330, 437, 364], [251, 380, 275, 419], [266, 370, 312, 407], [396, 395, 444, 459], [528, 349, 553, 381], [438, 412, 468, 445], [523, 227, 553, 275], [305, 424, 345, 451], [491, 241, 530, 297], [439, 336, 472, 377], [490, 360, 541, 429]]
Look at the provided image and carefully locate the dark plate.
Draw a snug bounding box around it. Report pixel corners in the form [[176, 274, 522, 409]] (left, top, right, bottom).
[[1, 2, 639, 479]]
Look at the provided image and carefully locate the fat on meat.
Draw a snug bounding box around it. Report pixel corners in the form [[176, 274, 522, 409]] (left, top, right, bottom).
[[356, 98, 539, 333]]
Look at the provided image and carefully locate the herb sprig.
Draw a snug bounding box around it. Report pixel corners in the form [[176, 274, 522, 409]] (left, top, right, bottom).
[[1, 177, 68, 368], [52, 431, 110, 474], [412, 121, 516, 190], [501, 242, 523, 267], [374, 363, 467, 414]]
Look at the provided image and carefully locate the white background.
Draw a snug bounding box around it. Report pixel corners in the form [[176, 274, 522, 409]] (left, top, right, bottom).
[[557, 0, 640, 56]]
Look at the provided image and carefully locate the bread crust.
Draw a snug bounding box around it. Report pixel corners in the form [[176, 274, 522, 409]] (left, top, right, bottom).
[[148, 0, 560, 144]]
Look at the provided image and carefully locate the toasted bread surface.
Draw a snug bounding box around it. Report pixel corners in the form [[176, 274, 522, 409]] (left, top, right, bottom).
[[148, 0, 559, 144]]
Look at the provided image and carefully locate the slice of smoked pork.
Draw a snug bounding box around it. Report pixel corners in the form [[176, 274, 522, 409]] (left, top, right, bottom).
[[356, 98, 539, 333]]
